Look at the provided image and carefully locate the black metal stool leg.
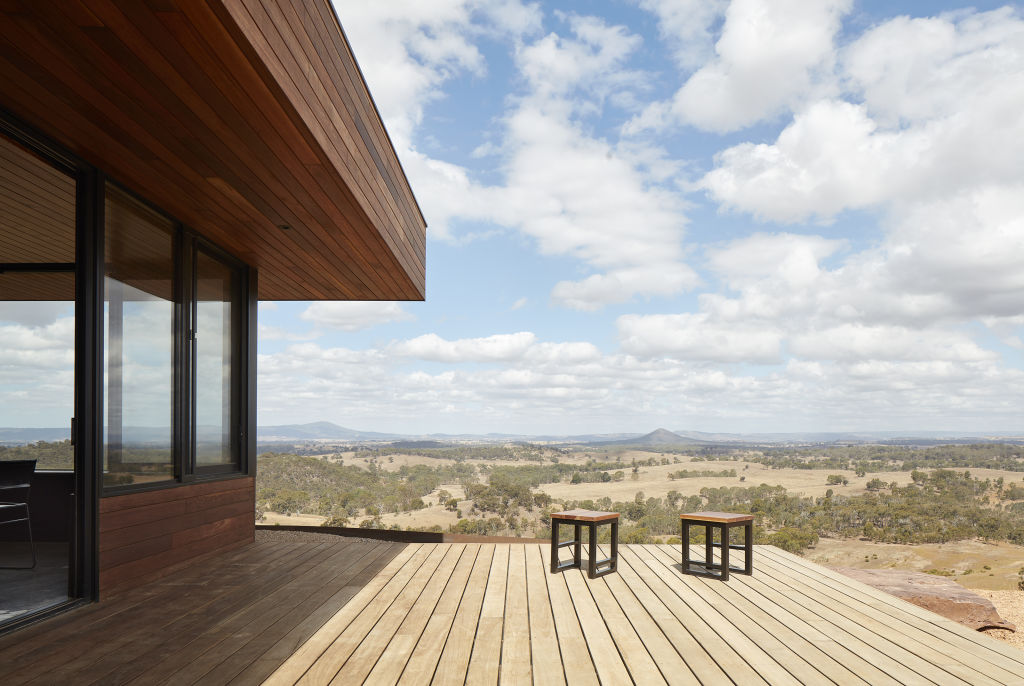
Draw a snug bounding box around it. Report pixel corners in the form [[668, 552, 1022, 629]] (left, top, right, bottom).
[[744, 521, 753, 575], [721, 524, 730, 581], [610, 519, 618, 572], [588, 523, 597, 578], [684, 521, 690, 568], [550, 519, 560, 573]]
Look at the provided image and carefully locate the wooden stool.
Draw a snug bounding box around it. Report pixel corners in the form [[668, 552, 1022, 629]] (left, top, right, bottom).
[[680, 511, 753, 581], [550, 509, 619, 578]]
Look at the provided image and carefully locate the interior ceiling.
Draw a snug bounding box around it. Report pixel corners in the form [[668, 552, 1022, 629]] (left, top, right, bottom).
[[0, 132, 75, 301], [0, 0, 426, 301]]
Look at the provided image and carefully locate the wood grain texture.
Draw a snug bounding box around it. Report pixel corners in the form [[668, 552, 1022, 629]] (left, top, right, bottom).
[[0, 535, 406, 685], [263, 543, 1024, 685], [0, 0, 425, 300], [6, 541, 1022, 684], [98, 477, 255, 593]]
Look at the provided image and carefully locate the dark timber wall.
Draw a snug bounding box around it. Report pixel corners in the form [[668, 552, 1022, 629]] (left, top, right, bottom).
[[99, 477, 254, 593]]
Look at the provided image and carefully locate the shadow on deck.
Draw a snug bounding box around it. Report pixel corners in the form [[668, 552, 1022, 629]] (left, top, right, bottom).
[[0, 533, 404, 684]]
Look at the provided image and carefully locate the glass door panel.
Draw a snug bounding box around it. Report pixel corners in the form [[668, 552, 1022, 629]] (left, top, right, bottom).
[[0, 132, 76, 627], [194, 249, 239, 469]]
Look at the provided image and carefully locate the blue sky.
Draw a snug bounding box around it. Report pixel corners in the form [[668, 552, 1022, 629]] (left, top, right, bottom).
[[251, 0, 1024, 436], [4, 1, 1023, 437]]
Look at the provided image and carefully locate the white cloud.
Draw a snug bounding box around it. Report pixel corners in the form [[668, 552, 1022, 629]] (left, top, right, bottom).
[[701, 8, 1024, 222], [340, 5, 696, 310], [333, 0, 542, 242], [390, 332, 536, 362], [706, 232, 846, 288], [257, 323, 314, 342], [636, 0, 727, 70], [510, 297, 527, 310], [0, 316, 75, 425], [517, 14, 644, 100], [617, 313, 782, 363], [257, 330, 1024, 434], [0, 302, 72, 328], [254, 4, 1024, 435], [789, 324, 995, 363], [490, 17, 696, 309], [300, 302, 414, 331], [699, 100, 905, 222], [628, 0, 850, 134]]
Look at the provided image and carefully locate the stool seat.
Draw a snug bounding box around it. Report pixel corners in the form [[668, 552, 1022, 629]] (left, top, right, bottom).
[[680, 511, 753, 581], [679, 511, 754, 524], [550, 510, 619, 578]]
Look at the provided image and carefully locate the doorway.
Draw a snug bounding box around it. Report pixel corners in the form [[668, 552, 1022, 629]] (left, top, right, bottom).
[[0, 131, 78, 627]]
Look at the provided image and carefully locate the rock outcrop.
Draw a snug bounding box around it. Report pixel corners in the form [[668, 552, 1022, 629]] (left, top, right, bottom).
[[834, 567, 1015, 631]]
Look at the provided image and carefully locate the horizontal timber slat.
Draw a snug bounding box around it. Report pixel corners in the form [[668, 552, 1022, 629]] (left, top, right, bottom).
[[0, 0, 426, 300], [99, 475, 251, 513], [98, 478, 255, 592]]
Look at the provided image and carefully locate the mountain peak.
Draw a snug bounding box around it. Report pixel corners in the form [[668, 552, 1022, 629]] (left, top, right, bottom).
[[640, 428, 685, 444]]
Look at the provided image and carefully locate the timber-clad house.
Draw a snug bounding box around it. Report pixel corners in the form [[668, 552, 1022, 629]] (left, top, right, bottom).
[[0, 0, 425, 633]]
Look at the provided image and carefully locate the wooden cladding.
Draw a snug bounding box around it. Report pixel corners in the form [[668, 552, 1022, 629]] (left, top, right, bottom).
[[0, 0, 426, 300], [98, 477, 255, 594]]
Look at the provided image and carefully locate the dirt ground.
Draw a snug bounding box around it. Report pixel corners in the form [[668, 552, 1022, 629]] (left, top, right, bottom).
[[806, 537, 1024, 591], [977, 591, 1024, 649], [260, 512, 326, 526], [538, 455, 1024, 503], [812, 539, 1024, 650]]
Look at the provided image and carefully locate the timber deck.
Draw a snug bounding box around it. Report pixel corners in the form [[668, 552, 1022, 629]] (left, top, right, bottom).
[[0, 535, 405, 685], [267, 543, 1024, 686], [1, 539, 1023, 684]]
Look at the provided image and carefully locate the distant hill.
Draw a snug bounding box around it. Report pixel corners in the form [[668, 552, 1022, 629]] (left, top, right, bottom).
[[257, 421, 398, 442], [0, 427, 70, 445], [672, 429, 1024, 445], [589, 428, 711, 447]]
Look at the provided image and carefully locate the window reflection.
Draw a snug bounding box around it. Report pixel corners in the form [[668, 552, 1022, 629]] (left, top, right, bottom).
[[104, 187, 174, 487], [195, 250, 236, 467]]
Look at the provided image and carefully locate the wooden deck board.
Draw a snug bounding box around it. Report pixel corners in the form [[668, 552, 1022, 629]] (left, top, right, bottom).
[[542, 549, 601, 686], [643, 544, 869, 686], [762, 545, 1024, 675], [5, 541, 1024, 685], [561, 560, 635, 685], [465, 542, 509, 684], [499, 544, 532, 686], [0, 536, 406, 686], [331, 544, 464, 685], [752, 549, 997, 685], [428, 544, 494, 685], [266, 543, 1024, 685], [391, 544, 480, 685], [294, 544, 445, 685], [524, 545, 567, 686], [1, 539, 299, 682]]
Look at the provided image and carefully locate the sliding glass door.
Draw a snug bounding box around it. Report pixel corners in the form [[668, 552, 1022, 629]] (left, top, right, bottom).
[[0, 131, 77, 627]]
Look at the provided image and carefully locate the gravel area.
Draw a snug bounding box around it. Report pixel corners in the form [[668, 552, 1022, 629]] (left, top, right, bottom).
[[255, 529, 383, 545], [977, 590, 1024, 650]]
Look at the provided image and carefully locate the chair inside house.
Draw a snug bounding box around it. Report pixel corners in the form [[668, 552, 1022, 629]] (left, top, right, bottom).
[[0, 459, 36, 570]]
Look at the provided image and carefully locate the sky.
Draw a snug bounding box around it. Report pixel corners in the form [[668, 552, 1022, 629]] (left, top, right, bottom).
[[4, 1, 1024, 436]]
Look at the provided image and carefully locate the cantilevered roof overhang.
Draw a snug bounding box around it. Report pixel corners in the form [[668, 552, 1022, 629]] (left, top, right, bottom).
[[0, 0, 425, 300]]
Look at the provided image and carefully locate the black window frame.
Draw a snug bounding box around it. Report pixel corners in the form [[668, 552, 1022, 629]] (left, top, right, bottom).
[[100, 185, 251, 495], [0, 107, 255, 617], [185, 234, 247, 479]]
